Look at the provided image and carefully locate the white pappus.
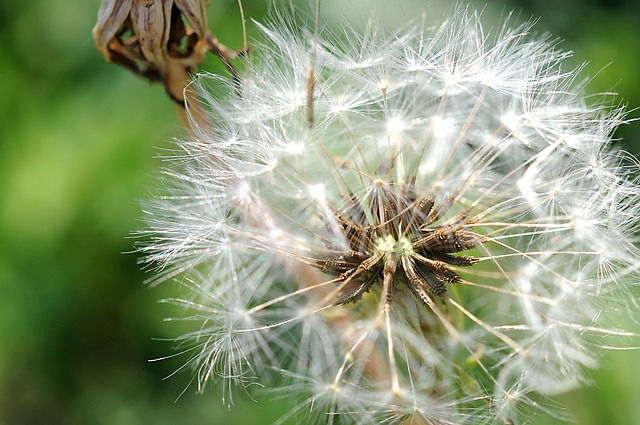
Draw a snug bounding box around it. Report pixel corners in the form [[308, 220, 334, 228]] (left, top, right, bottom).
[[139, 4, 640, 424]]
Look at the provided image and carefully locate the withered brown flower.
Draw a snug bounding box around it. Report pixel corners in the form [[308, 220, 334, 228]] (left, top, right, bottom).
[[92, 0, 238, 104]]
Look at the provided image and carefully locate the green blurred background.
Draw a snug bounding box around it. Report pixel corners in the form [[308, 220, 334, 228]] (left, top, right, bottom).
[[0, 1, 638, 424]]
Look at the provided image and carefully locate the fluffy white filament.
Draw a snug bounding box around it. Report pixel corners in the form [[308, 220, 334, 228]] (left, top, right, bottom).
[[139, 6, 640, 424]]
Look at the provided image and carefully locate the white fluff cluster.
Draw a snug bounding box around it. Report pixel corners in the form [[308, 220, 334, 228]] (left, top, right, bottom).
[[140, 6, 640, 424]]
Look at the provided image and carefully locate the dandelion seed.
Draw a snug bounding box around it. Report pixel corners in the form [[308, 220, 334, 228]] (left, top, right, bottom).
[[139, 4, 640, 424]]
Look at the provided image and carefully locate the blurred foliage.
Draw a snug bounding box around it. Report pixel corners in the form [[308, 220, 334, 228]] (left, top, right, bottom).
[[0, 1, 638, 424]]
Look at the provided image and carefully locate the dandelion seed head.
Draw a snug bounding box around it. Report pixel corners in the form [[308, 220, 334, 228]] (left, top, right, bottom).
[[139, 4, 640, 424]]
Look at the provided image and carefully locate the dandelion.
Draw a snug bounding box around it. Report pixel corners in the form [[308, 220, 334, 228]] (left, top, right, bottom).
[[139, 5, 640, 424]]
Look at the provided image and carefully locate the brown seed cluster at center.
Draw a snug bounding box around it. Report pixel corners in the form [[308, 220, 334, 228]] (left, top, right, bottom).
[[315, 182, 479, 307]]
